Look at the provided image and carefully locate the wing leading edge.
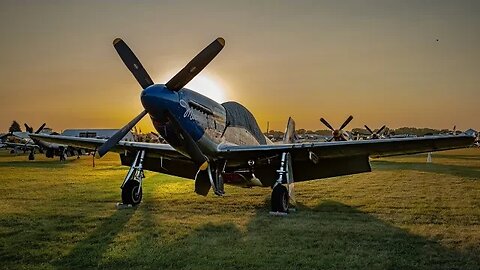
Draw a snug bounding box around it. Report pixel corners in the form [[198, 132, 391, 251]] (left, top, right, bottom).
[[30, 133, 475, 185], [29, 134, 188, 160], [216, 135, 475, 184], [217, 134, 475, 161]]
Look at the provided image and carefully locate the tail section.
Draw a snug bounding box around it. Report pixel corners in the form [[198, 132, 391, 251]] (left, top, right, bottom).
[[283, 117, 299, 144]]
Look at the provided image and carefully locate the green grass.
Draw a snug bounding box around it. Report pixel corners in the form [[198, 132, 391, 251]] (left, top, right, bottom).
[[0, 148, 479, 269]]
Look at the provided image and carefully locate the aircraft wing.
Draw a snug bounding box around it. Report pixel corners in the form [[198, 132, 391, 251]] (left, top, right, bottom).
[[29, 134, 475, 184], [218, 135, 474, 160], [29, 134, 188, 160], [216, 135, 475, 183], [1, 142, 39, 149]]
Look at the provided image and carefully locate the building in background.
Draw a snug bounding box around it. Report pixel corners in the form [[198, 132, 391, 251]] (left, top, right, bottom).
[[62, 129, 135, 141]]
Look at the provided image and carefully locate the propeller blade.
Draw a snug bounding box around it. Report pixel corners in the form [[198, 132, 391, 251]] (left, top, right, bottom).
[[165, 38, 225, 91], [339, 115, 353, 130], [320, 118, 335, 131], [97, 110, 148, 157], [113, 38, 154, 89], [24, 124, 33, 133], [35, 123, 46, 134], [377, 125, 386, 135], [166, 112, 208, 168], [364, 125, 373, 134]]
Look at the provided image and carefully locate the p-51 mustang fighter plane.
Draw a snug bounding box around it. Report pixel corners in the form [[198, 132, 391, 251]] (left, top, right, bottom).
[[32, 37, 475, 213], [1, 124, 45, 158], [364, 125, 387, 140], [320, 116, 354, 141], [3, 123, 86, 161]]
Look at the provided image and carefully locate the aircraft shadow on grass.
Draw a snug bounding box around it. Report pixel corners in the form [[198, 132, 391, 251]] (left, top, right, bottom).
[[54, 209, 136, 268], [372, 160, 480, 180], [54, 200, 480, 269]]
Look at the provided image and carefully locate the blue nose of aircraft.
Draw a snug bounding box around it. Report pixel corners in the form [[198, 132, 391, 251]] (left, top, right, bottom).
[[141, 84, 179, 117]]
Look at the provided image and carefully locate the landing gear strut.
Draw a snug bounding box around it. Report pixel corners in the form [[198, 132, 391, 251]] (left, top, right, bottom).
[[271, 152, 295, 214], [207, 162, 225, 196], [28, 150, 35, 161], [121, 150, 145, 205], [59, 147, 66, 161]]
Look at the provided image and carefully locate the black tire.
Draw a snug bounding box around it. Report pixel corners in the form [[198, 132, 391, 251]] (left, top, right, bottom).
[[122, 180, 142, 205], [271, 184, 289, 213], [28, 152, 35, 160]]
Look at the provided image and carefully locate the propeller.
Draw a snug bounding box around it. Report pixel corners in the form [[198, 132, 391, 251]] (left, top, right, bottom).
[[96, 37, 225, 167], [320, 116, 353, 141], [35, 123, 46, 134], [165, 38, 225, 91], [113, 38, 154, 89], [166, 112, 208, 169], [377, 125, 386, 134], [364, 125, 386, 139], [97, 110, 147, 157], [364, 125, 374, 135], [24, 123, 46, 134], [320, 118, 334, 131], [24, 124, 33, 133], [339, 115, 353, 131]]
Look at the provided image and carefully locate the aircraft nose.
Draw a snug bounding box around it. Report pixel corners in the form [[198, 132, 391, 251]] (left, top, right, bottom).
[[141, 84, 178, 115]]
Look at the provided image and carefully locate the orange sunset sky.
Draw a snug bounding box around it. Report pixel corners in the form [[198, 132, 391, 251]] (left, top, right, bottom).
[[0, 0, 478, 133]]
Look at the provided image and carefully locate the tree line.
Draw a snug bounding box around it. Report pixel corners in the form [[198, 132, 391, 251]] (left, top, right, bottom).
[[266, 127, 452, 137]]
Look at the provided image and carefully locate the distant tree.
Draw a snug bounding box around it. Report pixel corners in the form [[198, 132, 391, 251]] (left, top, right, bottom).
[[352, 128, 368, 135], [393, 127, 442, 136], [314, 129, 332, 136], [296, 129, 306, 135], [8, 121, 22, 133]]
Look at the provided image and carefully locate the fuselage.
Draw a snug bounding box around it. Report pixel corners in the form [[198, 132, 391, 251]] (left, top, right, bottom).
[[141, 84, 268, 160]]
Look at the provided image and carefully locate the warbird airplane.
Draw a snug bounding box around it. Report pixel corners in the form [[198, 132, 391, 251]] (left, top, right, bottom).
[[31, 37, 475, 213], [364, 125, 387, 140], [3, 123, 86, 161], [320, 116, 354, 141], [1, 124, 45, 158]]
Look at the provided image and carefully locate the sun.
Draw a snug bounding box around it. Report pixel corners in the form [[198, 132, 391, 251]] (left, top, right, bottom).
[[158, 71, 229, 103]]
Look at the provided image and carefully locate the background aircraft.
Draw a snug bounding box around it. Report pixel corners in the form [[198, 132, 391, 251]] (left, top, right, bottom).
[[364, 125, 387, 140], [0, 123, 45, 157], [32, 37, 475, 213], [281, 117, 299, 144], [319, 116, 354, 141], [2, 123, 87, 160]]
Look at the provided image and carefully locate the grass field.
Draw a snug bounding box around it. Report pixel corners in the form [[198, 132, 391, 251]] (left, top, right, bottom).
[[0, 148, 479, 269]]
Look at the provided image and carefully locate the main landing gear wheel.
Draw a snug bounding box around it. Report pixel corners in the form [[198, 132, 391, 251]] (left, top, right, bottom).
[[28, 151, 35, 161], [271, 184, 289, 213], [122, 180, 142, 205]]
